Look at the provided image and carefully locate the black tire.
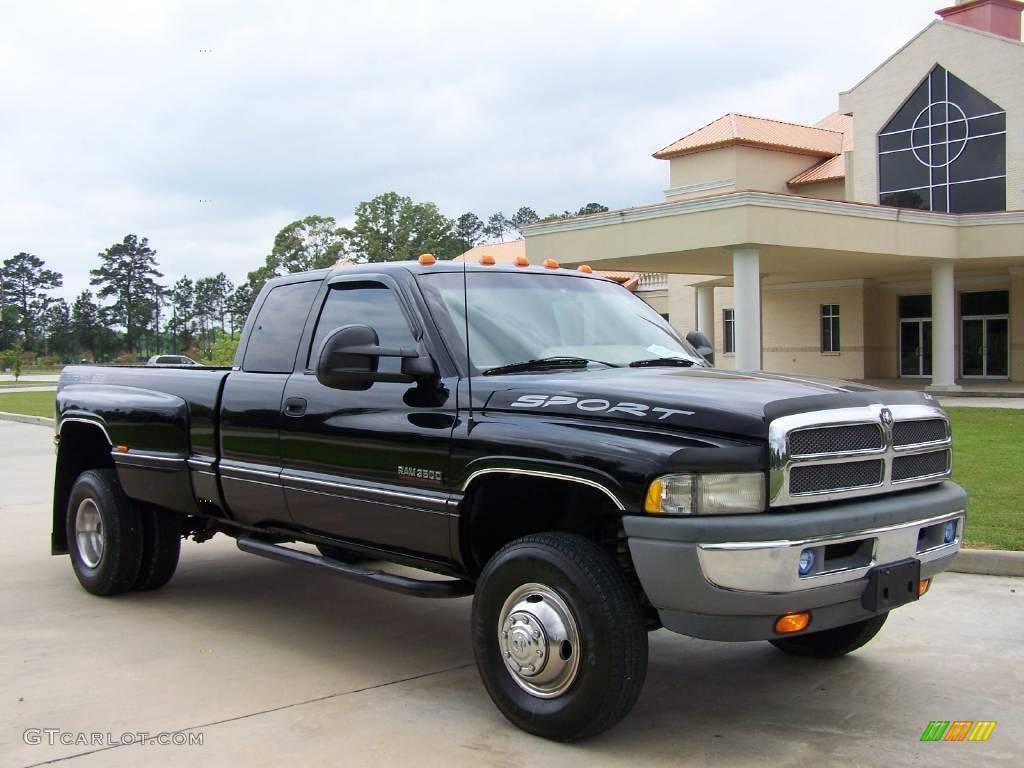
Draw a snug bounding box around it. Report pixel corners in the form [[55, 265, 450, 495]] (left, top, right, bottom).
[[66, 469, 143, 596], [769, 613, 889, 658], [133, 505, 182, 591], [315, 543, 368, 564], [472, 533, 648, 742]]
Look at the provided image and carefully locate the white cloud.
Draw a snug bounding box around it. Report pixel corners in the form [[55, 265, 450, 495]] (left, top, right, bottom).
[[1, 0, 943, 297]]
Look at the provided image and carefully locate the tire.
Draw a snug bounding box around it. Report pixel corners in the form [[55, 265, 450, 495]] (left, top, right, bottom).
[[315, 543, 368, 564], [66, 469, 143, 596], [472, 532, 648, 742], [769, 613, 889, 659], [133, 505, 182, 591]]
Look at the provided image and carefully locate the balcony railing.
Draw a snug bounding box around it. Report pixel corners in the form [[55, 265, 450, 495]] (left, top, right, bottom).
[[636, 273, 668, 291]]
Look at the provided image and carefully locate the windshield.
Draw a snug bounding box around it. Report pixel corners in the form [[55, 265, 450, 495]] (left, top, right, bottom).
[[419, 271, 706, 372]]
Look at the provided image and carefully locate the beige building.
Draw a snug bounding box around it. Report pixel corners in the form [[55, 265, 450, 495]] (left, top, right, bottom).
[[520, 0, 1024, 390]]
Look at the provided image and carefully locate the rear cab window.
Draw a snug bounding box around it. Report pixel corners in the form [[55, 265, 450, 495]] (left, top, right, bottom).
[[242, 281, 321, 373]]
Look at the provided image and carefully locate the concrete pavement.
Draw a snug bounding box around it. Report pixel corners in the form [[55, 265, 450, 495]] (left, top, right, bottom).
[[1, 420, 1020, 767]]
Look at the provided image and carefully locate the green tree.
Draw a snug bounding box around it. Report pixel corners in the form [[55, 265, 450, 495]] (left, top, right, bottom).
[[510, 206, 539, 235], [483, 212, 510, 242], [576, 202, 609, 216], [453, 212, 484, 252], [248, 215, 350, 293], [169, 277, 195, 353], [71, 291, 116, 361], [42, 299, 74, 361], [226, 284, 254, 333], [89, 235, 163, 356], [1, 252, 63, 351], [348, 192, 455, 262]]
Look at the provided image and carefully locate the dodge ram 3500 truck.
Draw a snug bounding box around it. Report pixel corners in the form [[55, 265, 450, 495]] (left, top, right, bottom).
[[53, 258, 966, 741]]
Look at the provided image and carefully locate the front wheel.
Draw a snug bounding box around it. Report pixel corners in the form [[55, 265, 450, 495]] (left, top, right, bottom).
[[769, 613, 889, 658], [472, 533, 648, 742]]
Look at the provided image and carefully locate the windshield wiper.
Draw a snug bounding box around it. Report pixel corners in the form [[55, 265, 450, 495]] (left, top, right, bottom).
[[482, 356, 618, 376], [628, 357, 698, 368]]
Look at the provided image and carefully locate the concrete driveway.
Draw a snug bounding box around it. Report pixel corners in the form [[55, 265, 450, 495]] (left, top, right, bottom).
[[1, 421, 1020, 767]]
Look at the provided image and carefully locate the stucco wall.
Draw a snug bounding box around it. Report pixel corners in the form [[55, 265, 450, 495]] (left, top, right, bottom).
[[793, 179, 847, 201], [733, 146, 822, 195], [840, 21, 1024, 210], [667, 148, 738, 198], [761, 283, 866, 378]]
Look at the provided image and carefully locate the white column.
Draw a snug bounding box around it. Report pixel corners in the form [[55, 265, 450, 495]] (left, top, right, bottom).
[[928, 261, 961, 391], [732, 248, 762, 371], [695, 285, 715, 348]]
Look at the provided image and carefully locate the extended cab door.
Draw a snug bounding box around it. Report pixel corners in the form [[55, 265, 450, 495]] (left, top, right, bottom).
[[279, 274, 458, 561], [219, 278, 321, 527]]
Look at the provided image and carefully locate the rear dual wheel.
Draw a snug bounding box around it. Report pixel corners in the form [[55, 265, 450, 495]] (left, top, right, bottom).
[[472, 533, 648, 742], [67, 469, 180, 596]]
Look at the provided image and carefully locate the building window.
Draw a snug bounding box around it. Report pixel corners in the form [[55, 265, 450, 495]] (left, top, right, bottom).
[[877, 64, 1006, 213], [723, 308, 735, 354], [821, 304, 840, 353]]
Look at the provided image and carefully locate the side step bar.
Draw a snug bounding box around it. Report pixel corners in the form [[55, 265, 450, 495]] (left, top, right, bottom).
[[236, 536, 474, 599]]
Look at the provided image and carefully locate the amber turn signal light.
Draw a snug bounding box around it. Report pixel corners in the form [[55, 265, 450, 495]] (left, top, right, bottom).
[[418, 253, 436, 265], [479, 254, 495, 265], [774, 612, 811, 634], [577, 264, 593, 273], [918, 578, 931, 596], [514, 255, 530, 267]]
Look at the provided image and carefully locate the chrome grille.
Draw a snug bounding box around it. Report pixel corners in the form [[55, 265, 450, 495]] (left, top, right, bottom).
[[768, 403, 952, 507], [892, 450, 950, 482], [788, 424, 883, 456], [790, 460, 883, 495], [893, 419, 947, 447]]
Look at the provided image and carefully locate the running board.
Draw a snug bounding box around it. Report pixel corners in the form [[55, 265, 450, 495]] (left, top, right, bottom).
[[236, 536, 474, 599]]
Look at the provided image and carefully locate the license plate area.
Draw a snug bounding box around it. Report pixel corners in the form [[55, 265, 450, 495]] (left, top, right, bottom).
[[861, 558, 921, 612]]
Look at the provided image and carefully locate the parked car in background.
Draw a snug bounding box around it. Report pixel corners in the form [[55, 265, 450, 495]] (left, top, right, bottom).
[[146, 355, 201, 367]]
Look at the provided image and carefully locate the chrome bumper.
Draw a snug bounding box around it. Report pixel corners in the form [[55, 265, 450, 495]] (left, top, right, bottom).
[[696, 510, 964, 593]]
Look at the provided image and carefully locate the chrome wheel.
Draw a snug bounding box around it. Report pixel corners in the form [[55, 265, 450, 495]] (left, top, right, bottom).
[[498, 582, 581, 699], [75, 498, 104, 569]]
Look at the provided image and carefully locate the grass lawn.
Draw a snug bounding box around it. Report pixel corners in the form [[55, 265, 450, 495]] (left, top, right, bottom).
[[0, 391, 55, 418], [0, 381, 57, 388], [946, 407, 1023, 551]]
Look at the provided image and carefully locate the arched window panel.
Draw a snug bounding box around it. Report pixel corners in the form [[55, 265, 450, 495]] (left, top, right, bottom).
[[877, 64, 1006, 213]]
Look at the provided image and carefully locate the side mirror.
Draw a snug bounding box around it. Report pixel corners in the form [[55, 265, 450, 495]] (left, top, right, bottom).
[[316, 324, 435, 390], [686, 330, 715, 365]]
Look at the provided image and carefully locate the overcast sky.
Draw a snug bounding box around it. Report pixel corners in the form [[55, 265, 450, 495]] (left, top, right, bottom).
[[1, 0, 944, 299]]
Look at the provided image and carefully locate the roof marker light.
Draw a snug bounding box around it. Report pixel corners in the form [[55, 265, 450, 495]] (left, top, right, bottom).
[[479, 254, 496, 265], [514, 255, 530, 267], [543, 258, 559, 269], [577, 264, 593, 273], [418, 253, 436, 265]]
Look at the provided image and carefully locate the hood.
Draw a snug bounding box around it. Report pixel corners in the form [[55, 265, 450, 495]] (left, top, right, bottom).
[[478, 367, 938, 440]]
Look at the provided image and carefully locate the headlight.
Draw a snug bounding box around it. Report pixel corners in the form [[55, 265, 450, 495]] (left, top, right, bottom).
[[644, 472, 765, 515]]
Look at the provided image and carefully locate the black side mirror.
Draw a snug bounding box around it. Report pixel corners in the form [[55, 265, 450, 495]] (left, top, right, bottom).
[[316, 324, 435, 390], [686, 330, 714, 365]]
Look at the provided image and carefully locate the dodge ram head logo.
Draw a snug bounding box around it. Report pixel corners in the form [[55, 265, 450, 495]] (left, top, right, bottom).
[[880, 408, 894, 426], [509, 394, 694, 420]]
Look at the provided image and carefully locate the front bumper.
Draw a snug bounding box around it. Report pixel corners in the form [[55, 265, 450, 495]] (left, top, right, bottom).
[[623, 481, 966, 641]]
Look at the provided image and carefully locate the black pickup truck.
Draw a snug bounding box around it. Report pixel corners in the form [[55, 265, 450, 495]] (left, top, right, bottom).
[[53, 258, 966, 741]]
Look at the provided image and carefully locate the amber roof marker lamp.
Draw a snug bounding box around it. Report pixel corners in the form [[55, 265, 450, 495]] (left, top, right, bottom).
[[479, 254, 496, 265], [418, 253, 436, 266]]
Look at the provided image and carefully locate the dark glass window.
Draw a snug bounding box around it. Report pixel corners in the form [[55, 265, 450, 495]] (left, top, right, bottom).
[[723, 308, 735, 354], [243, 281, 320, 373], [877, 65, 1005, 213], [309, 282, 415, 372], [961, 291, 1009, 317], [899, 295, 932, 319], [821, 304, 841, 353]]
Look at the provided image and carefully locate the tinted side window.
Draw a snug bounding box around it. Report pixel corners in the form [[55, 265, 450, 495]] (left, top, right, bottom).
[[243, 281, 320, 373], [309, 282, 415, 371]]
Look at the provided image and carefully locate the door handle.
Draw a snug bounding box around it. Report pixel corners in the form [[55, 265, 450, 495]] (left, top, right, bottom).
[[283, 397, 307, 417]]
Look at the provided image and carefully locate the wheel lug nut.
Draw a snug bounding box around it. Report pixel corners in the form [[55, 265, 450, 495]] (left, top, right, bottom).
[[533, 630, 540, 639], [537, 649, 544, 656]]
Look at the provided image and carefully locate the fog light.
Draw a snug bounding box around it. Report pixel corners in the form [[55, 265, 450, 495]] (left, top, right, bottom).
[[919, 578, 931, 596], [943, 521, 957, 544], [774, 612, 811, 634], [798, 548, 816, 576]]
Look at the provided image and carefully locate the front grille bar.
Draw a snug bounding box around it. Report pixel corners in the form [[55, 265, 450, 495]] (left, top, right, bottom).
[[768, 403, 952, 507]]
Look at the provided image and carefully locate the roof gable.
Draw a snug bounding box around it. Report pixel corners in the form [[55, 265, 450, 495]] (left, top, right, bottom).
[[653, 113, 844, 160]]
